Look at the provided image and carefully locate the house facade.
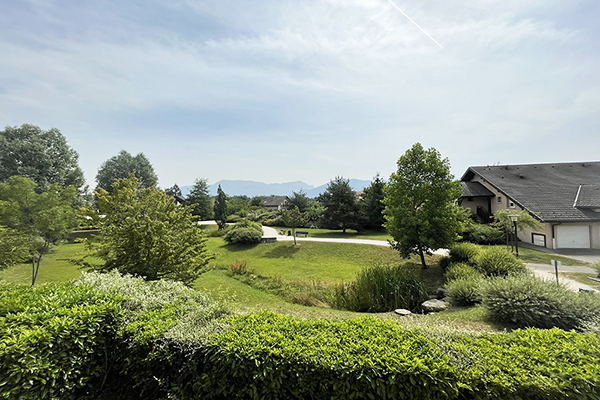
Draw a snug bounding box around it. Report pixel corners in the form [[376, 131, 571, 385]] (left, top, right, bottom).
[[262, 195, 289, 211], [459, 162, 600, 249]]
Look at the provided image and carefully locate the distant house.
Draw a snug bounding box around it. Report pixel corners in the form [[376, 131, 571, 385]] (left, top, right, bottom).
[[262, 195, 289, 211], [459, 162, 600, 249]]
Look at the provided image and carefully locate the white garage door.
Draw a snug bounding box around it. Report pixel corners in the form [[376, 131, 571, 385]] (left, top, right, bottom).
[[556, 225, 590, 248]]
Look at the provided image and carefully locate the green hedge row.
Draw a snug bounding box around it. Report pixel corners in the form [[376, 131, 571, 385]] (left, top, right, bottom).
[[2, 276, 600, 399]]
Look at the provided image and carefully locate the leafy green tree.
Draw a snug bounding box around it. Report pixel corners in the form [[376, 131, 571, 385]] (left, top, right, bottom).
[[250, 196, 265, 207], [384, 143, 462, 268], [286, 190, 312, 213], [318, 176, 361, 233], [0, 176, 78, 284], [165, 183, 182, 198], [213, 185, 228, 230], [95, 150, 157, 193], [493, 209, 542, 249], [186, 178, 213, 219], [227, 196, 251, 217], [0, 225, 31, 270], [85, 176, 212, 285], [0, 124, 85, 192], [360, 174, 386, 231], [281, 206, 309, 245]]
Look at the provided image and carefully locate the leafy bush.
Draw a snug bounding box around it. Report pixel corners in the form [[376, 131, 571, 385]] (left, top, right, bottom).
[[223, 219, 263, 245], [446, 276, 484, 306], [334, 263, 428, 312], [481, 274, 600, 331], [438, 256, 452, 272], [474, 247, 527, 277], [446, 262, 482, 281], [0, 282, 124, 400], [461, 223, 504, 245], [449, 243, 480, 265]]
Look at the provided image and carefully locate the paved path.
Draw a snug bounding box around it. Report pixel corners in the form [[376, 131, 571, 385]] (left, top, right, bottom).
[[528, 266, 597, 292]]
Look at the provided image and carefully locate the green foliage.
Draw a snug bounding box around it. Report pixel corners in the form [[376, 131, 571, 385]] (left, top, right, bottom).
[[186, 178, 213, 219], [449, 242, 481, 265], [474, 247, 527, 277], [280, 206, 309, 244], [87, 176, 213, 285], [462, 223, 504, 245], [384, 143, 463, 268], [0, 281, 124, 400], [223, 219, 263, 245], [95, 150, 157, 194], [285, 190, 311, 213], [213, 185, 228, 230], [482, 274, 600, 331], [199, 311, 459, 400], [493, 209, 542, 233], [0, 124, 85, 192], [445, 262, 482, 281], [165, 183, 182, 198], [318, 176, 362, 233], [360, 173, 386, 231], [0, 225, 31, 270], [0, 176, 78, 285], [446, 276, 484, 306], [334, 263, 428, 312]]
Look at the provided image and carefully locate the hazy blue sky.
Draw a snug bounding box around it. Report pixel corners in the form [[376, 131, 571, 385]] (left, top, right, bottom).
[[1, 0, 598, 188]]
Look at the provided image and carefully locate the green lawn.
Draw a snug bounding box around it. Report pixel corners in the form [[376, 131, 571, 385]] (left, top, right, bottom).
[[272, 227, 392, 241], [488, 244, 588, 266]]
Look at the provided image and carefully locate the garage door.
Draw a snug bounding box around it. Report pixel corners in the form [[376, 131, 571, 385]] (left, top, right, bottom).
[[556, 225, 590, 248]]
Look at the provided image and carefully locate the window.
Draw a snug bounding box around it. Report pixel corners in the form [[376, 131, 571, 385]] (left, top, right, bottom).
[[468, 197, 473, 202], [508, 200, 516, 209], [497, 196, 502, 203]]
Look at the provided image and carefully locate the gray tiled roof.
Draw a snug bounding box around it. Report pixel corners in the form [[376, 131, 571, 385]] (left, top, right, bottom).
[[462, 182, 495, 197], [262, 195, 288, 207], [575, 184, 600, 208], [462, 162, 600, 222]]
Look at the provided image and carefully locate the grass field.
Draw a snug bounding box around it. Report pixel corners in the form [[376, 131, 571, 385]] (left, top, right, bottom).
[[271, 227, 392, 241]]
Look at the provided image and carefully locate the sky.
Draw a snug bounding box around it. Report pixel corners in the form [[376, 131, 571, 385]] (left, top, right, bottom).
[[1, 0, 599, 189]]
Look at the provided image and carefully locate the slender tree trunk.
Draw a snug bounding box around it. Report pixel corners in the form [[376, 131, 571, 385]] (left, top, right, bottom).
[[418, 245, 427, 269], [292, 228, 297, 245]]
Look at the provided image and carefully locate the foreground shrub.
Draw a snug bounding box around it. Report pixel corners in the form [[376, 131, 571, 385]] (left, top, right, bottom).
[[446, 262, 482, 281], [333, 263, 428, 312], [482, 274, 600, 331], [446, 276, 484, 306], [449, 242, 480, 265], [461, 223, 504, 245], [224, 219, 263, 244], [474, 247, 527, 277], [0, 282, 124, 400]]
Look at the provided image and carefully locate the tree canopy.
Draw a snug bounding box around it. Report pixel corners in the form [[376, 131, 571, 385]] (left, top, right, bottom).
[[85, 176, 212, 285], [384, 143, 462, 268], [0, 176, 78, 284], [360, 174, 386, 231], [95, 150, 157, 193], [318, 177, 361, 233], [0, 225, 31, 270], [186, 178, 213, 219], [286, 190, 312, 213], [213, 185, 228, 230], [281, 206, 309, 245], [0, 124, 85, 192]]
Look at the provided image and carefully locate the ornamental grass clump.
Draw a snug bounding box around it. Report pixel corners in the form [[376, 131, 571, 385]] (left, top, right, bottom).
[[481, 274, 600, 331], [446, 276, 485, 306], [446, 262, 482, 282], [474, 247, 527, 277], [334, 263, 428, 312], [449, 243, 480, 265]]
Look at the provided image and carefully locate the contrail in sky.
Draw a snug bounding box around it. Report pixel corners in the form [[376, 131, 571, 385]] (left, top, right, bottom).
[[387, 0, 444, 49]]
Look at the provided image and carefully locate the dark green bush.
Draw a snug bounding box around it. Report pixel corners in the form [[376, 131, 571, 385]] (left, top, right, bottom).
[[333, 263, 428, 312], [224, 219, 263, 244], [461, 223, 504, 245], [474, 247, 527, 277], [482, 274, 600, 331], [449, 242, 480, 265], [446, 262, 482, 281], [0, 282, 124, 400], [438, 256, 452, 272], [446, 276, 484, 306]]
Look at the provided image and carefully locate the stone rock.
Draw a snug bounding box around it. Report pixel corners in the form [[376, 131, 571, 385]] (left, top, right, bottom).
[[421, 299, 448, 313], [436, 287, 447, 299], [394, 309, 412, 316]]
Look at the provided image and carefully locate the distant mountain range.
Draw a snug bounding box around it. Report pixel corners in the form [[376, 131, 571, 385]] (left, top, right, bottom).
[[180, 179, 372, 198]]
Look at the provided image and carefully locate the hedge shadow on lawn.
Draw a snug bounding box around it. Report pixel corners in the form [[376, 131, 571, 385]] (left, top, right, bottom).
[[262, 243, 302, 258]]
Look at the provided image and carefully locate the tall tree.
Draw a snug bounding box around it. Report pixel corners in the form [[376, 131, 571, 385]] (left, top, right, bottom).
[[0, 124, 85, 192], [318, 176, 361, 233], [286, 190, 312, 213], [95, 150, 157, 193], [384, 143, 462, 268], [213, 185, 228, 230], [0, 176, 78, 284], [83, 176, 212, 285], [360, 173, 386, 231], [165, 183, 182, 198], [186, 178, 213, 219], [281, 206, 309, 245]]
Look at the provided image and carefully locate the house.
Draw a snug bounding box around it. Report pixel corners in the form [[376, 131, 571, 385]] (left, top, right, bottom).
[[262, 195, 289, 211], [459, 162, 600, 249]]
